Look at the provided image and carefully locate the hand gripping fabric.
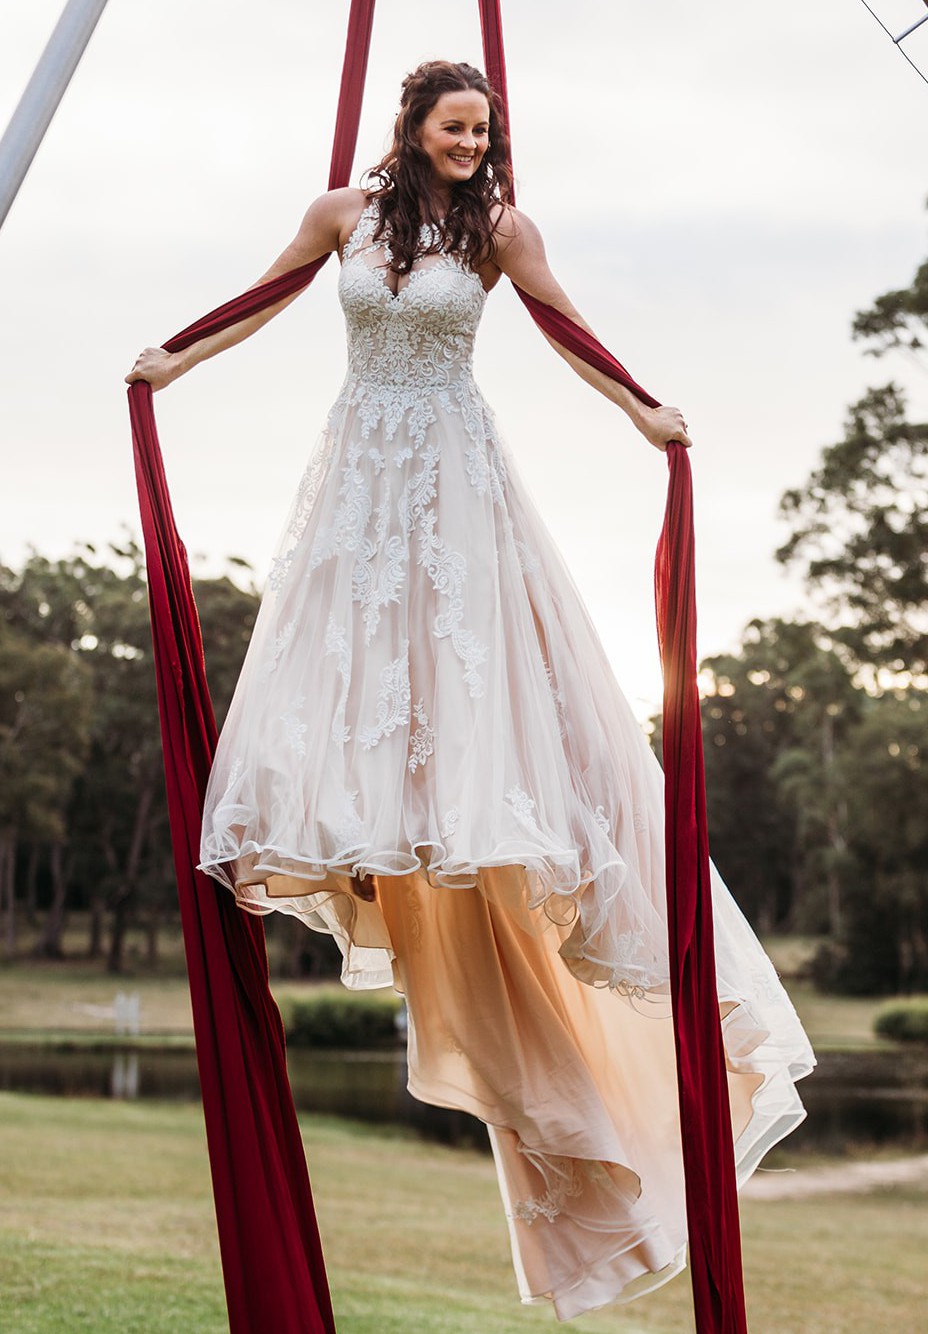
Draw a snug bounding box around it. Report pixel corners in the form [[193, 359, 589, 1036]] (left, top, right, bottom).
[[128, 3, 374, 1331], [129, 1, 746, 1330], [478, 6, 748, 1329]]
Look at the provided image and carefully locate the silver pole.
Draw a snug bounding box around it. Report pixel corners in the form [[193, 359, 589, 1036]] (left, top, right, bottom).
[[0, 0, 111, 230], [895, 13, 928, 44]]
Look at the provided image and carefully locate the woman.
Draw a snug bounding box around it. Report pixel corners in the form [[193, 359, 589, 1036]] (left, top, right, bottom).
[[128, 60, 813, 1322]]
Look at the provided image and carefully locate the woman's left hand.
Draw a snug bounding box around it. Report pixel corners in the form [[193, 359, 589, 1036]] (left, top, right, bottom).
[[637, 405, 692, 452], [125, 346, 184, 391]]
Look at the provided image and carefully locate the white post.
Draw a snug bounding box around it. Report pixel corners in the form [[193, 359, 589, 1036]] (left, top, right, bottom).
[[0, 0, 111, 230]]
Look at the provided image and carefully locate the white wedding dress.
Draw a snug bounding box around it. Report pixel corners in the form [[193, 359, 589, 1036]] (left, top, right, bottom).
[[199, 201, 814, 1320]]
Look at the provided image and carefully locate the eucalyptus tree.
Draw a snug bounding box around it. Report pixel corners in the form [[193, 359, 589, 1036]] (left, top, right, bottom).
[[778, 217, 928, 680]]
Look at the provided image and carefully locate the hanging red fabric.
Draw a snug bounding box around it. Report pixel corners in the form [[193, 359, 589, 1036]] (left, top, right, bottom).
[[128, 3, 374, 1331], [130, 1, 746, 1330], [477, 5, 748, 1329]]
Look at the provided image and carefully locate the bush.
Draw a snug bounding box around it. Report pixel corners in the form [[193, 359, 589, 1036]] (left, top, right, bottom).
[[283, 992, 403, 1049], [873, 999, 928, 1045]]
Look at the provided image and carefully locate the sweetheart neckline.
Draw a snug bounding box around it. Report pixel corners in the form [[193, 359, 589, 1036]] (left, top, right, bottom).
[[340, 201, 492, 298], [341, 249, 490, 303]]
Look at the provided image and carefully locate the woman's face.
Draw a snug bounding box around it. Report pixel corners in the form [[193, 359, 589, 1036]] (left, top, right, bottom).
[[416, 89, 491, 188]]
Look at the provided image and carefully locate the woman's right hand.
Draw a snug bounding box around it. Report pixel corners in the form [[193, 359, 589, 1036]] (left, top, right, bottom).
[[125, 346, 183, 391]]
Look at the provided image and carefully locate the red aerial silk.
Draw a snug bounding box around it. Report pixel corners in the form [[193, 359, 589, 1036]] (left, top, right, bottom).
[[477, 7, 747, 1326], [129, 0, 746, 1330], [128, 4, 374, 1331]]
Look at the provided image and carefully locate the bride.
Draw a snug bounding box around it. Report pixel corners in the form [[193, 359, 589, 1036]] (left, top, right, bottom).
[[128, 58, 813, 1322]]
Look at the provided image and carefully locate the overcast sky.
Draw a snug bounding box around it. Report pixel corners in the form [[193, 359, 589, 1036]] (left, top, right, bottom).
[[1, 0, 926, 717]]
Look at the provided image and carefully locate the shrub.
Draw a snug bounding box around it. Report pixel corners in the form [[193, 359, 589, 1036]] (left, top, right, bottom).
[[873, 999, 928, 1045], [284, 992, 403, 1049]]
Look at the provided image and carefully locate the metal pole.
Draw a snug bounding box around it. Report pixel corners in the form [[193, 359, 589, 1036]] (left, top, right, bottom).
[[0, 0, 111, 230], [895, 13, 928, 43]]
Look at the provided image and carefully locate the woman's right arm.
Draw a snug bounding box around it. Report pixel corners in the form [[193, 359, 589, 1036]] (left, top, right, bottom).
[[125, 187, 366, 391]]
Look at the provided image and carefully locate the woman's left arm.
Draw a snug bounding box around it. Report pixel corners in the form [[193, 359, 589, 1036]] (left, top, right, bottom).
[[489, 206, 691, 452]]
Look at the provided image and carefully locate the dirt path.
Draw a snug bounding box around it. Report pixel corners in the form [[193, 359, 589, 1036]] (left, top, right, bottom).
[[742, 1153, 928, 1201]]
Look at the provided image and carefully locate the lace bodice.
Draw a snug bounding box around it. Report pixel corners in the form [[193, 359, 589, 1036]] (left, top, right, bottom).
[[336, 201, 487, 404]]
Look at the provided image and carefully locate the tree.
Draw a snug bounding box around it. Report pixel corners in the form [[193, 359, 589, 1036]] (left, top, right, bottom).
[[698, 618, 859, 935], [0, 620, 92, 956], [813, 691, 928, 994], [1, 541, 169, 968], [777, 385, 928, 678], [851, 251, 928, 359], [778, 218, 928, 679], [0, 540, 261, 969], [194, 568, 260, 729]]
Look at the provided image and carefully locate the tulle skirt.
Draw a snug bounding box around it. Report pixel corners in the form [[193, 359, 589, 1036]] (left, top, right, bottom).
[[198, 381, 814, 1317]]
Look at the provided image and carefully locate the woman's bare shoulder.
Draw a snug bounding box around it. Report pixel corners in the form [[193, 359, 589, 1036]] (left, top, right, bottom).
[[288, 188, 372, 262], [321, 187, 376, 255], [306, 186, 370, 229], [489, 203, 543, 260]]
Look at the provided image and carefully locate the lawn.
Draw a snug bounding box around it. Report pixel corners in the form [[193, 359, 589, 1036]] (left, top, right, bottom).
[[0, 950, 901, 1055], [1, 1093, 926, 1334]]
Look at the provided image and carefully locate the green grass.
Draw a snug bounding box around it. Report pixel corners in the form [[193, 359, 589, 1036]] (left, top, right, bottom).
[[1, 1093, 926, 1334], [0, 961, 398, 1040], [0, 960, 195, 1034], [0, 953, 900, 1057]]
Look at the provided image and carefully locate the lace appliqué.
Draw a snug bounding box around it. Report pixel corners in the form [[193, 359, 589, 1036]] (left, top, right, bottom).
[[407, 699, 434, 774], [515, 539, 542, 576], [464, 437, 507, 504], [281, 696, 307, 757], [269, 435, 337, 593], [356, 484, 407, 645], [358, 649, 411, 750], [592, 805, 611, 835], [544, 662, 568, 739], [333, 789, 363, 850], [334, 202, 489, 451], [301, 207, 494, 698], [512, 1158, 584, 1226], [506, 785, 539, 826], [259, 620, 296, 683], [324, 617, 352, 746], [440, 807, 460, 839], [310, 443, 372, 569], [401, 445, 488, 697]]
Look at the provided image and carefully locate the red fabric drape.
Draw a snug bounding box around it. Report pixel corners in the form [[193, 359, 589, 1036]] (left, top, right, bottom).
[[128, 3, 374, 1331], [477, 5, 748, 1330], [130, 1, 746, 1329]]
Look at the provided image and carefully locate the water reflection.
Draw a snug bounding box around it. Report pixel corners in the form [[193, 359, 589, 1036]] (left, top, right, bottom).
[[111, 1051, 139, 1100], [1, 1042, 925, 1157]]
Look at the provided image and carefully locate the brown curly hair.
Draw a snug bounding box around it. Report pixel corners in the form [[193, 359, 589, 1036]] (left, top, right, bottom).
[[362, 60, 513, 276]]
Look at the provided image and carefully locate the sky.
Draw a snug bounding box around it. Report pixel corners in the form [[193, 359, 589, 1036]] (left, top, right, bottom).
[[1, 0, 926, 719]]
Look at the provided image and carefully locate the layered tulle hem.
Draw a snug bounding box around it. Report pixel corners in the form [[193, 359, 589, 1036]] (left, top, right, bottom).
[[200, 845, 813, 1319], [417, 1035, 809, 1320], [403, 991, 810, 1320], [198, 834, 674, 997]]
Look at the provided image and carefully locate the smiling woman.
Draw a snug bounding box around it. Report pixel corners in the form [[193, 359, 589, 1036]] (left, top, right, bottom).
[[125, 52, 810, 1326], [362, 62, 506, 292]]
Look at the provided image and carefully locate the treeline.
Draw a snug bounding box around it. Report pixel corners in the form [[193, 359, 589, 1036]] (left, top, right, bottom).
[[3, 217, 927, 991], [696, 617, 927, 994], [685, 225, 928, 994]]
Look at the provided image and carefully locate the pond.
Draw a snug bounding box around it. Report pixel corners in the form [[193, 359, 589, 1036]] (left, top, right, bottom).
[[1, 1042, 926, 1157]]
